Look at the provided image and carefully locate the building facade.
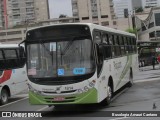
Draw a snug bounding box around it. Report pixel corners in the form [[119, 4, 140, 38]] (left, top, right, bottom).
[[72, 0, 117, 28], [113, 0, 142, 18], [142, 0, 160, 8], [113, 0, 133, 18], [0, 17, 79, 44], [0, 0, 50, 29], [136, 7, 160, 41]]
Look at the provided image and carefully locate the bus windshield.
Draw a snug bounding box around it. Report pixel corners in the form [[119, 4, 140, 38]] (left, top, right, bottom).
[[27, 37, 95, 79]]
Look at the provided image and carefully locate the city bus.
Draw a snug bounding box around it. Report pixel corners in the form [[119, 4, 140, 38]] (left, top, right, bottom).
[[137, 41, 160, 67], [22, 23, 138, 106], [0, 44, 27, 105]]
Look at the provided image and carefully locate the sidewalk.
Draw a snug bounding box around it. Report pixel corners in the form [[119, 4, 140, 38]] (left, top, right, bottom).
[[134, 65, 160, 81], [139, 65, 160, 71]]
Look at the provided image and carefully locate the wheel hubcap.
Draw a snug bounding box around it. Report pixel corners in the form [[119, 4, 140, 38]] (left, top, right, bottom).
[[1, 92, 7, 102], [108, 86, 112, 100]]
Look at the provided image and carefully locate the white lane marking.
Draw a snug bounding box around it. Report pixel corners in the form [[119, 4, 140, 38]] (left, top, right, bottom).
[[134, 78, 160, 83], [0, 97, 28, 108], [36, 106, 49, 111], [109, 117, 130, 120]]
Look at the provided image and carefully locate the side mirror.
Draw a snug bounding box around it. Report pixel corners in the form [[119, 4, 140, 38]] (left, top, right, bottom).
[[0, 46, 26, 70]]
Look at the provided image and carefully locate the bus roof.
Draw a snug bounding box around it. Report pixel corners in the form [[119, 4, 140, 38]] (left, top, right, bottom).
[[27, 23, 136, 37], [0, 44, 19, 48]]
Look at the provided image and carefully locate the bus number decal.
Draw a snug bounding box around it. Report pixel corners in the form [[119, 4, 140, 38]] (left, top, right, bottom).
[[73, 68, 85, 75], [0, 70, 12, 84]]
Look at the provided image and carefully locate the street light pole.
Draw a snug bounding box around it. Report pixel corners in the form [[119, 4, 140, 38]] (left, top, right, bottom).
[[3, 14, 8, 41]]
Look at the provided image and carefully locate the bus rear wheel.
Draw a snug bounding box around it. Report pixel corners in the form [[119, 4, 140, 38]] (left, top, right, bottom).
[[127, 70, 133, 87], [0, 89, 9, 105]]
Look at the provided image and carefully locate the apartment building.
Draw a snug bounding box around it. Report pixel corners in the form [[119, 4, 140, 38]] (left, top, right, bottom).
[[0, 0, 49, 29], [113, 0, 133, 18], [72, 0, 117, 28], [0, 17, 79, 44], [142, 0, 160, 8]]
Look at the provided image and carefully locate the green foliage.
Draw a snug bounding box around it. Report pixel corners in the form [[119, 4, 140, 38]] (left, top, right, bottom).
[[126, 28, 137, 34], [59, 14, 67, 18], [135, 7, 143, 13]]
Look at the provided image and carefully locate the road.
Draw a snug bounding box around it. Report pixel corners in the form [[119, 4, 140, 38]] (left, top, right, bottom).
[[1, 66, 160, 120]]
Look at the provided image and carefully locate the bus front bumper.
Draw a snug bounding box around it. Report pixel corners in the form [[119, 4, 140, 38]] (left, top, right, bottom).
[[29, 88, 98, 105]]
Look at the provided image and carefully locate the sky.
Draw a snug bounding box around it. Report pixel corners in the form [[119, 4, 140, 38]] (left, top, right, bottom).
[[49, 0, 72, 18]]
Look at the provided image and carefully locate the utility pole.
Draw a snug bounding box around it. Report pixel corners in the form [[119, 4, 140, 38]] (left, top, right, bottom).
[[4, 14, 8, 41]]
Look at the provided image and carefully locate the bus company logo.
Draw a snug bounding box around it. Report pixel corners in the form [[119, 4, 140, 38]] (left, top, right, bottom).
[[2, 112, 11, 117], [55, 86, 62, 94]]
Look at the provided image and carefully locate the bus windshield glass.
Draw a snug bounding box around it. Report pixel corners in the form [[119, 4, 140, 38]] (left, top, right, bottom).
[[27, 36, 95, 78]]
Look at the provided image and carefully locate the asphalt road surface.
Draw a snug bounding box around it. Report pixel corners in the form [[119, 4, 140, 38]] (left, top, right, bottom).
[[1, 66, 160, 120]]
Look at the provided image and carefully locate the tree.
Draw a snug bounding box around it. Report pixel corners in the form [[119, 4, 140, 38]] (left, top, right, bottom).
[[126, 28, 137, 35], [135, 7, 143, 13], [59, 14, 67, 18]]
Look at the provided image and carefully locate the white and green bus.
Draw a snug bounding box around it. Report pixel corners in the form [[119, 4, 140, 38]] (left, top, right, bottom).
[[23, 23, 138, 105]]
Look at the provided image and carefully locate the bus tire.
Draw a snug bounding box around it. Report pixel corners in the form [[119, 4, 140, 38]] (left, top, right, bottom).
[[127, 69, 133, 87], [105, 85, 113, 105], [101, 81, 113, 106], [0, 88, 9, 105]]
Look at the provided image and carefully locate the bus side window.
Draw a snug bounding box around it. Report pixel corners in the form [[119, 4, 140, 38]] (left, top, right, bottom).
[[101, 33, 112, 59], [104, 45, 112, 59], [119, 36, 124, 56], [0, 50, 3, 60], [124, 36, 128, 54], [109, 35, 115, 57], [114, 35, 121, 57], [94, 31, 102, 44], [102, 33, 109, 44]]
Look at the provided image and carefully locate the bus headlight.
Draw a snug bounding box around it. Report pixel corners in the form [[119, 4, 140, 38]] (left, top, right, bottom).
[[28, 84, 42, 95]]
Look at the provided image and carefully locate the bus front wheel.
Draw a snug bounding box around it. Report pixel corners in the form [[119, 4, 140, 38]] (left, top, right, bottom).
[[0, 89, 9, 105], [105, 85, 113, 105], [101, 82, 113, 106]]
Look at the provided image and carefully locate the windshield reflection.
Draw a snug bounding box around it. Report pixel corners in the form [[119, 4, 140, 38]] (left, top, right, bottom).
[[27, 38, 95, 78]]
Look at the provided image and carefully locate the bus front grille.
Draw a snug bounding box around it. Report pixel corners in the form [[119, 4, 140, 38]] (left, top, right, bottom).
[[43, 90, 77, 94]]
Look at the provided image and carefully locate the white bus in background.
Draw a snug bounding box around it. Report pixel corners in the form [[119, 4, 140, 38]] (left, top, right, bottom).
[[0, 44, 27, 105], [22, 23, 138, 106]]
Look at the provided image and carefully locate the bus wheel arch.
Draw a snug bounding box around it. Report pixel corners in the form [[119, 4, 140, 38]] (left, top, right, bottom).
[[0, 86, 10, 105]]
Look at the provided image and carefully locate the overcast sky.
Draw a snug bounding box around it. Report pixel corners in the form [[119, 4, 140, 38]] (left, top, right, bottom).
[[48, 0, 72, 18]]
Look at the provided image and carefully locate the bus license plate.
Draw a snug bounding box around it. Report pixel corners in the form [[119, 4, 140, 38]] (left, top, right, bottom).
[[53, 97, 65, 101]]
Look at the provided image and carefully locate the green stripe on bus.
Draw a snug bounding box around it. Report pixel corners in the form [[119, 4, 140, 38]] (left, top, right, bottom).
[[29, 88, 98, 105], [115, 55, 132, 89]]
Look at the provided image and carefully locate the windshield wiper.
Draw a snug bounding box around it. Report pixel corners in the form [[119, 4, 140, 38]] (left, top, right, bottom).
[[61, 38, 75, 56], [38, 39, 52, 56]]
